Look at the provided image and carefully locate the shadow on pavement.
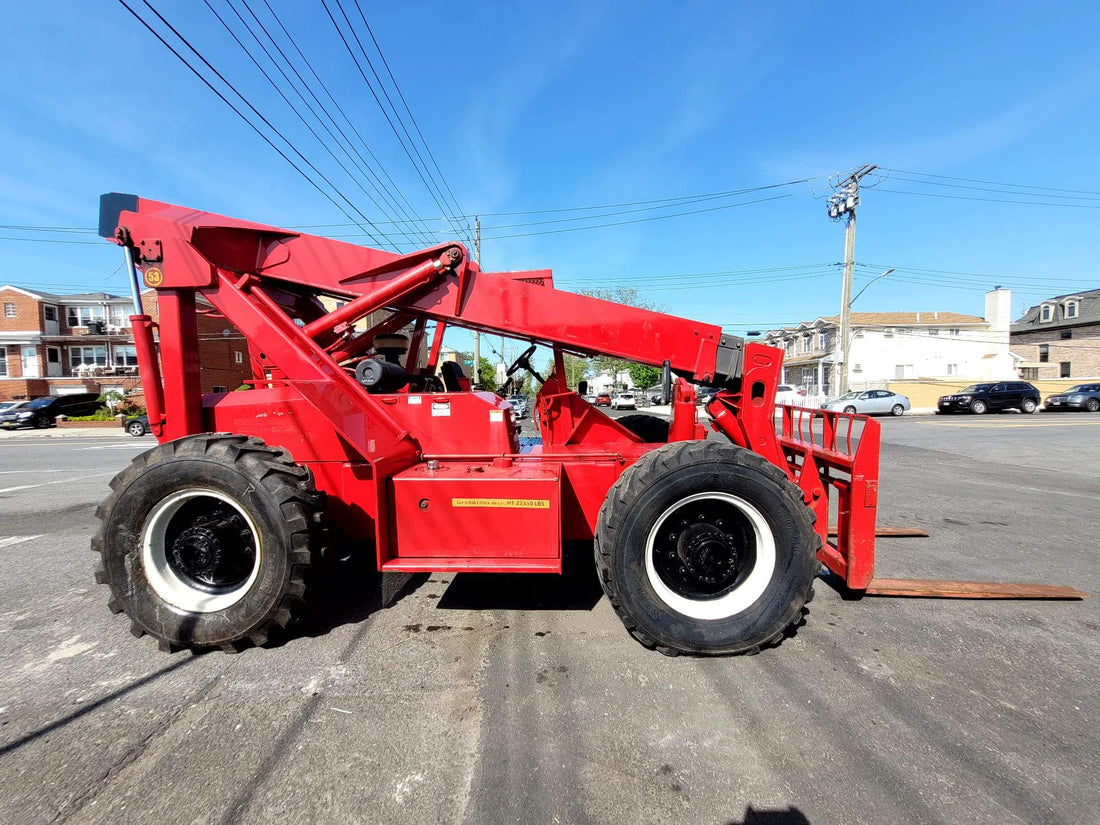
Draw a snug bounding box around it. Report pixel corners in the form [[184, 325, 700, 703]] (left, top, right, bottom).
[[437, 541, 604, 612], [727, 806, 811, 824], [0, 656, 197, 758]]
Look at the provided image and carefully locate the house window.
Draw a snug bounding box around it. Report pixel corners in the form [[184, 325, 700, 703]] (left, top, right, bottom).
[[0, 346, 6, 376], [818, 331, 828, 350], [1066, 301, 1078, 319], [928, 328, 939, 336], [949, 328, 960, 335], [1060, 362, 1071, 378], [212, 385, 229, 394], [44, 305, 57, 322], [4, 302, 15, 318], [884, 328, 895, 337], [113, 345, 138, 367], [70, 346, 108, 368], [852, 363, 862, 372], [1020, 367, 1039, 380], [1040, 304, 1053, 322], [66, 306, 105, 327], [895, 364, 914, 379], [1060, 330, 1072, 340], [234, 351, 244, 365], [108, 305, 129, 328], [947, 363, 958, 375], [1038, 345, 1049, 363]]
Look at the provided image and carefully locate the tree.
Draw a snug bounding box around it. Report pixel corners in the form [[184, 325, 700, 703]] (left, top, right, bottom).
[[578, 287, 665, 390], [456, 352, 498, 392]]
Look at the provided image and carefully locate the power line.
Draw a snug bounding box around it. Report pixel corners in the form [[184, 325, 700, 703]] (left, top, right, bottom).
[[203, 0, 409, 250], [356, 3, 467, 224], [0, 236, 105, 245], [883, 175, 1100, 203], [872, 188, 1100, 210], [881, 168, 1100, 197], [256, 0, 440, 246], [320, 0, 471, 246], [117, 0, 390, 248]]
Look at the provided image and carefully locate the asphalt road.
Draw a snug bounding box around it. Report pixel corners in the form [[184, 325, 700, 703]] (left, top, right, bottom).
[[1, 413, 1098, 825]]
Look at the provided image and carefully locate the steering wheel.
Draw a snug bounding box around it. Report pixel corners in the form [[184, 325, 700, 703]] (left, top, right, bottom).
[[505, 344, 545, 382]]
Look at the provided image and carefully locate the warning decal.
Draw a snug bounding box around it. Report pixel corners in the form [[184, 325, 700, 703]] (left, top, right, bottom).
[[452, 498, 551, 509]]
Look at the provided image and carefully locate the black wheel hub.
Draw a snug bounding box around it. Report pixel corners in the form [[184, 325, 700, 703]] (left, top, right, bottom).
[[653, 499, 756, 600], [165, 499, 255, 592]]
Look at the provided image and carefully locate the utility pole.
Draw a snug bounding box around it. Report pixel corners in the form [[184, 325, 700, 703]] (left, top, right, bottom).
[[473, 217, 481, 386], [828, 164, 877, 394]]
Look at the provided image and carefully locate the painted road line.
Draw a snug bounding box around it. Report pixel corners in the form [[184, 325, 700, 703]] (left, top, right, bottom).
[[0, 535, 43, 549], [75, 444, 150, 451], [919, 420, 1100, 428], [0, 471, 115, 495]]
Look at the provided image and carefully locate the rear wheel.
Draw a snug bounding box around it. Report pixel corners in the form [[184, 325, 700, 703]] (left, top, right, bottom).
[[595, 441, 818, 655], [93, 434, 325, 652], [127, 420, 147, 437], [970, 399, 987, 415], [1020, 399, 1037, 414], [1087, 398, 1100, 413], [616, 414, 671, 443], [890, 404, 904, 416]]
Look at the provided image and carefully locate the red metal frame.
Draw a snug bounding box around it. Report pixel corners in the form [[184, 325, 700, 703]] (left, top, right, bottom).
[[100, 193, 882, 588]]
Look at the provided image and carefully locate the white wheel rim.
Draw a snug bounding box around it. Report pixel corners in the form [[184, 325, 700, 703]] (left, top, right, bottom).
[[645, 491, 776, 620], [141, 488, 262, 613]]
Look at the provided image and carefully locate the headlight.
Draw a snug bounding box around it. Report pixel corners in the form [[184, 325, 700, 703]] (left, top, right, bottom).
[[17, 411, 34, 418], [957, 395, 972, 402]]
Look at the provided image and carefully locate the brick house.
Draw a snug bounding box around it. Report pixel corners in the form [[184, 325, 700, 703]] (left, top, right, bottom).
[[0, 285, 251, 403], [1011, 288, 1100, 380]]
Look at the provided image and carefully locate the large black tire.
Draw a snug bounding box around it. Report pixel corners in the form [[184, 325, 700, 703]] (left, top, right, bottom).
[[595, 440, 818, 656], [616, 414, 671, 443], [93, 434, 326, 653]]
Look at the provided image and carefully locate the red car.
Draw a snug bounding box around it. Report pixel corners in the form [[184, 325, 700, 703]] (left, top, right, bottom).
[[595, 393, 612, 406]]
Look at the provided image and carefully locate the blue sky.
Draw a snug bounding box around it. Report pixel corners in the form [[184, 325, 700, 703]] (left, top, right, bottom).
[[2, 0, 1099, 357]]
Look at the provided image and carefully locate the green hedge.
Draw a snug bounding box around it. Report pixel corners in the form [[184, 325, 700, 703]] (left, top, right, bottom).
[[66, 408, 119, 422]]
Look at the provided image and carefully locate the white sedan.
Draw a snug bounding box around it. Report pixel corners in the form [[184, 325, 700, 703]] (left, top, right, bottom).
[[821, 390, 911, 416], [610, 393, 637, 410]]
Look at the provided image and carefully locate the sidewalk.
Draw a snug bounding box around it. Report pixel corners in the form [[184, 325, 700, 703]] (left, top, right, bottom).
[[0, 426, 131, 440]]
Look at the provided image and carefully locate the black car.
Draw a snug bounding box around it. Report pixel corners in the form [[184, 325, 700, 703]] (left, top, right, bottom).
[[124, 413, 151, 436], [937, 381, 1040, 415], [0, 393, 102, 429], [1044, 383, 1100, 413]]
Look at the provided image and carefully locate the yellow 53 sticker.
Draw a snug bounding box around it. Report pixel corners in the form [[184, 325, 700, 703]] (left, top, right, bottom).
[[143, 267, 164, 287]]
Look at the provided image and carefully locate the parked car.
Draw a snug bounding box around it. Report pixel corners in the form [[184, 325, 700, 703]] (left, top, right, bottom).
[[610, 392, 636, 410], [0, 400, 30, 414], [937, 381, 1040, 415], [0, 393, 102, 429], [124, 414, 151, 436], [1044, 383, 1100, 412], [583, 394, 597, 404], [822, 390, 911, 416], [507, 395, 529, 419], [595, 393, 612, 406], [774, 384, 804, 406]]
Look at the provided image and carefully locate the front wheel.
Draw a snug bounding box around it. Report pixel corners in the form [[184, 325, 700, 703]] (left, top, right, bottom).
[[970, 400, 987, 415], [843, 405, 857, 414], [1020, 399, 1037, 414], [93, 434, 325, 652], [890, 404, 905, 416], [34, 416, 50, 429], [595, 441, 818, 656], [1087, 398, 1100, 413], [127, 420, 147, 437]]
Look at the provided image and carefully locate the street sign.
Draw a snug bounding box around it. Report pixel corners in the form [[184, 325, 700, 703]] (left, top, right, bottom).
[[463, 359, 474, 366]]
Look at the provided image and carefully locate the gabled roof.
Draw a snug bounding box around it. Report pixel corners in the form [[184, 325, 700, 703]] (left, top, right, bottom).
[[765, 310, 985, 337], [1011, 287, 1100, 333], [0, 284, 60, 301]]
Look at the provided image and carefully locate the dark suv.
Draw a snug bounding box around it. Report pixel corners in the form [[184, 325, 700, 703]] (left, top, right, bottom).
[[0, 393, 102, 429], [937, 382, 1040, 415]]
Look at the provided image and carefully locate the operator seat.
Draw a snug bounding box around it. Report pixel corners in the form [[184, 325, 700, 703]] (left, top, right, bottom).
[[440, 361, 470, 392]]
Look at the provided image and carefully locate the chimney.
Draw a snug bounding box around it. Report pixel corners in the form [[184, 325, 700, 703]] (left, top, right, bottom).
[[985, 288, 1013, 379], [934, 310, 938, 320], [916, 311, 921, 323]]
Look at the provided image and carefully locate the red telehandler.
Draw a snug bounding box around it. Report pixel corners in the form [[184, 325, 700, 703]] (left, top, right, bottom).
[[92, 194, 1083, 656]]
